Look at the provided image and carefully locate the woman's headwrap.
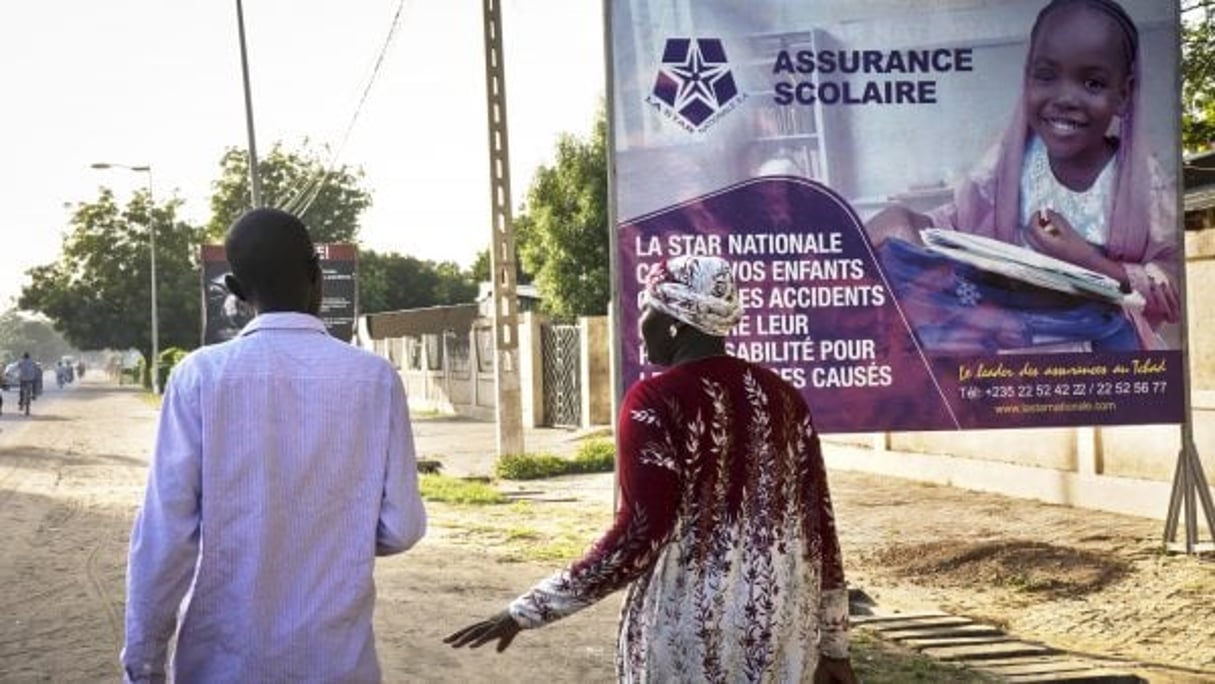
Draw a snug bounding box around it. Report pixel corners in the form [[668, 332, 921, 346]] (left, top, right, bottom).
[[642, 255, 743, 337]]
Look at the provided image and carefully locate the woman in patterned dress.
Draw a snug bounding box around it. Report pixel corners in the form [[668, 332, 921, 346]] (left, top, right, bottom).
[[446, 255, 856, 684]]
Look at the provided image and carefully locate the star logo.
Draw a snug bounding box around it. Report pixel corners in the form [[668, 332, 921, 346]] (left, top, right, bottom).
[[650, 38, 743, 131]]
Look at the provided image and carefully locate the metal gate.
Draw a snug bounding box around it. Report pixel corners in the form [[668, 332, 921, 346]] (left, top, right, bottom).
[[542, 324, 582, 428]]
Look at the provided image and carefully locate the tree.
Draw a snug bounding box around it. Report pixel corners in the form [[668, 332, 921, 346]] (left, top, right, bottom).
[[470, 248, 533, 286], [358, 250, 478, 314], [0, 309, 77, 367], [1183, 1, 1215, 152], [206, 143, 372, 243], [471, 249, 492, 284], [20, 188, 203, 384], [514, 105, 609, 319]]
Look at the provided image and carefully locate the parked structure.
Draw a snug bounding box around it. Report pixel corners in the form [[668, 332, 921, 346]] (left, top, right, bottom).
[[359, 285, 611, 430]]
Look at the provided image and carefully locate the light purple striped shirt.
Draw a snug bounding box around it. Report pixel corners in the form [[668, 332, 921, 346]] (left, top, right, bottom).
[[122, 312, 426, 683]]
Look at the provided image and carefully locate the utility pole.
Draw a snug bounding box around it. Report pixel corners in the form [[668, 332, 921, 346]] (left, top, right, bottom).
[[481, 0, 524, 456], [235, 0, 263, 208]]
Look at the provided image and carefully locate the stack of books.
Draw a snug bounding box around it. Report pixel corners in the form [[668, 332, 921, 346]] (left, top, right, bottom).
[[920, 229, 1136, 306]]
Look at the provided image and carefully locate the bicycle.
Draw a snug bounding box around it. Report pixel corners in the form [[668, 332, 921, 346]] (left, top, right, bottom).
[[18, 381, 34, 416]]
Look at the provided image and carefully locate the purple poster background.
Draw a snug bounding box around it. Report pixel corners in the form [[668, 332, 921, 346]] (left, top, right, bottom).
[[609, 0, 1185, 432], [618, 178, 1185, 432]]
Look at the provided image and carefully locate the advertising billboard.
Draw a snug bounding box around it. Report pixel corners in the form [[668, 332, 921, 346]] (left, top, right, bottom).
[[200, 243, 359, 344], [609, 0, 1184, 431]]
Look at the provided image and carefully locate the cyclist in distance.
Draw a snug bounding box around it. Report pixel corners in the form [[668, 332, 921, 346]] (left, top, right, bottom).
[[16, 353, 39, 415]]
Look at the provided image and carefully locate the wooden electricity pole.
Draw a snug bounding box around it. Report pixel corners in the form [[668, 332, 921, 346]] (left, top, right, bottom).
[[481, 0, 524, 456]]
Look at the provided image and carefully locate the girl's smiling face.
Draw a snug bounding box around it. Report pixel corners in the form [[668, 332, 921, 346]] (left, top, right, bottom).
[[1025, 4, 1132, 187]]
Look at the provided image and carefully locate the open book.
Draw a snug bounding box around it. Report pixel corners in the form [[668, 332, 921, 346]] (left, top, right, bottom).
[[920, 229, 1136, 306]]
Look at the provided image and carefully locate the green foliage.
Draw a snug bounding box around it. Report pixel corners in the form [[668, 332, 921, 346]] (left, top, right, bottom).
[[1183, 1, 1215, 152], [0, 310, 77, 367], [493, 443, 616, 480], [572, 439, 616, 473], [205, 143, 371, 243], [156, 347, 190, 388], [471, 249, 492, 283], [494, 452, 571, 480], [470, 248, 532, 287], [514, 102, 609, 319], [419, 474, 507, 504], [358, 250, 478, 314], [19, 188, 202, 382]]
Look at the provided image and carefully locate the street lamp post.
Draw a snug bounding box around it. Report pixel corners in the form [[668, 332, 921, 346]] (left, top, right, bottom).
[[90, 162, 160, 395]]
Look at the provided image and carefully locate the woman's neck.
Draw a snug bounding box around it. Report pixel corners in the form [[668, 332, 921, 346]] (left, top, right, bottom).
[[671, 338, 727, 366]]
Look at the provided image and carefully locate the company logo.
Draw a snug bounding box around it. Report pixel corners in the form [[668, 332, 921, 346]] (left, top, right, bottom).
[[647, 38, 745, 133]]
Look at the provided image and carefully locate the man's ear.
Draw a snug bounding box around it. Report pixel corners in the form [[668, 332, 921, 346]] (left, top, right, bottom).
[[224, 273, 247, 302]]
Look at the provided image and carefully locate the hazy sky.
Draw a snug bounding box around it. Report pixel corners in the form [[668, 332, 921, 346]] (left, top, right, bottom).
[[0, 0, 605, 309]]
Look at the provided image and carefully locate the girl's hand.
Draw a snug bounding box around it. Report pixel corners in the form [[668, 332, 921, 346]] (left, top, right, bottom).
[[1143, 263, 1181, 323], [1025, 208, 1105, 271]]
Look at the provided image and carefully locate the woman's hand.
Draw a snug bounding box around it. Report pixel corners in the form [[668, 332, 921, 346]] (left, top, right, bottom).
[[813, 655, 859, 684], [443, 610, 522, 653]]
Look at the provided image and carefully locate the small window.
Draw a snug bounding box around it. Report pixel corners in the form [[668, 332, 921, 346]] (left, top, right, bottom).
[[425, 334, 443, 371], [475, 326, 495, 373], [446, 332, 470, 375], [405, 336, 422, 370]]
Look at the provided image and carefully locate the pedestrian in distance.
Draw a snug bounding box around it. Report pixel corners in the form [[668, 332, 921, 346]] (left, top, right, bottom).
[[446, 254, 857, 683], [121, 208, 427, 683]]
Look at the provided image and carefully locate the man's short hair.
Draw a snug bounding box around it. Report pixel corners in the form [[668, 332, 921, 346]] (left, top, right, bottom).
[[224, 208, 318, 304]]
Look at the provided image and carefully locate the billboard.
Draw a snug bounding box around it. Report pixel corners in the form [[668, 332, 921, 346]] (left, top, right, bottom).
[[200, 244, 359, 344], [609, 0, 1184, 431]]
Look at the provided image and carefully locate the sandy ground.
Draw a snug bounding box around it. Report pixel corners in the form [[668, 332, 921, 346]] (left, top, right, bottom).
[[0, 377, 1212, 682]]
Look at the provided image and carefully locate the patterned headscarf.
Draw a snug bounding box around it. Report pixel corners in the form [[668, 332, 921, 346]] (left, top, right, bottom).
[[642, 255, 743, 337]]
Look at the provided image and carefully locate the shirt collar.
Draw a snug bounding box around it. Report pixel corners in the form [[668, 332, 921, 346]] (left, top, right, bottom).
[[239, 312, 328, 337]]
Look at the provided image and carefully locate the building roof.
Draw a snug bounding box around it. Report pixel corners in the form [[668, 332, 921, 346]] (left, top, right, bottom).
[[364, 303, 479, 340], [1185, 150, 1215, 213]]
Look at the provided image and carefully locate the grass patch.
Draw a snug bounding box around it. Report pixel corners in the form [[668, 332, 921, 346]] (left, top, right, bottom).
[[493, 439, 616, 480], [419, 474, 507, 504]]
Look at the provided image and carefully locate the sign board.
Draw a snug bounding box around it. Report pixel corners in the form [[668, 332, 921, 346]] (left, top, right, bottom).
[[200, 244, 359, 344], [609, 0, 1184, 431]]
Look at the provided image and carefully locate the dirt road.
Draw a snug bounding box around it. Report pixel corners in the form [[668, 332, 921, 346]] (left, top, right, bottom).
[[0, 379, 622, 682], [0, 379, 1212, 682]]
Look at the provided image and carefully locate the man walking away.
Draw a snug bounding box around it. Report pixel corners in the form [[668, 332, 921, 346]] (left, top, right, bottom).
[[122, 208, 427, 683]]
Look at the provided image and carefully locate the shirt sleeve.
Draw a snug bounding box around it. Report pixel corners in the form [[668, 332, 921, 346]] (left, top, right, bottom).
[[121, 365, 204, 679], [376, 374, 427, 556], [508, 382, 681, 628]]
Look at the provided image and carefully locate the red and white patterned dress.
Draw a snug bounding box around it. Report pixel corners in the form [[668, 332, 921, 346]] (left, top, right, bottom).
[[509, 355, 849, 683]]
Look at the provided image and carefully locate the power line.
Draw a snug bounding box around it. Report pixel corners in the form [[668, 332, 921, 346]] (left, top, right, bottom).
[[279, 0, 410, 219]]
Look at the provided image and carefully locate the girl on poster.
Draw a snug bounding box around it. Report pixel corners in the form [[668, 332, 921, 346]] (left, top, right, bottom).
[[867, 0, 1179, 352]]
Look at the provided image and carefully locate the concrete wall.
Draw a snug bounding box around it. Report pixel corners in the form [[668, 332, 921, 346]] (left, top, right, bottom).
[[580, 316, 613, 428], [367, 314, 611, 430], [518, 312, 546, 428]]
